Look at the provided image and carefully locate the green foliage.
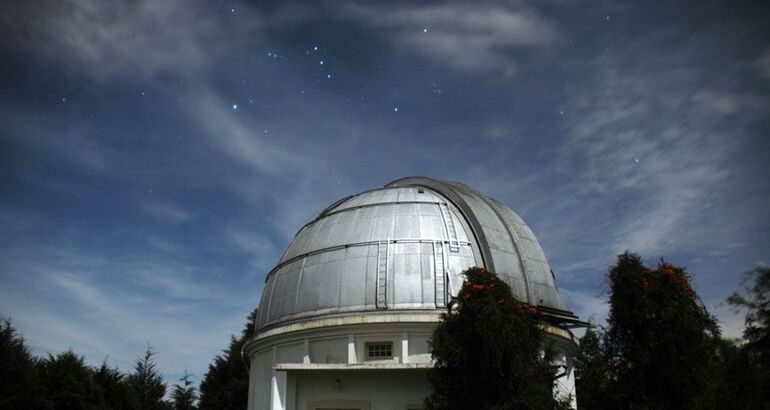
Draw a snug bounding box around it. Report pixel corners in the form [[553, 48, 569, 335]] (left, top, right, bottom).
[[198, 308, 257, 410], [0, 319, 50, 410], [425, 267, 567, 410], [594, 253, 720, 409], [573, 327, 606, 410], [127, 347, 169, 410], [37, 350, 103, 410], [172, 370, 198, 410]]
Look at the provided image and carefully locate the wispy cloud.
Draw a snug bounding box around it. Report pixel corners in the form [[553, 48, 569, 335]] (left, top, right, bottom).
[[0, 236, 254, 385], [343, 2, 557, 73], [0, 0, 262, 81], [756, 48, 770, 80], [141, 200, 194, 223]]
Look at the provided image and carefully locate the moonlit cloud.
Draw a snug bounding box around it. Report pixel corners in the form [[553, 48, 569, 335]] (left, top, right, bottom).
[[343, 2, 557, 72]]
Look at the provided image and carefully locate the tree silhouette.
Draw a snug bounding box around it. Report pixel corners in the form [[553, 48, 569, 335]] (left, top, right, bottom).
[[725, 266, 770, 407], [602, 253, 719, 409], [425, 267, 567, 410], [93, 361, 131, 410], [198, 308, 257, 410], [37, 350, 102, 410], [171, 370, 197, 410], [127, 346, 168, 410], [0, 319, 49, 410]]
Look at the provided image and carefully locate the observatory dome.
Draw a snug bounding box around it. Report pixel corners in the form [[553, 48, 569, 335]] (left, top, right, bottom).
[[256, 176, 575, 331]]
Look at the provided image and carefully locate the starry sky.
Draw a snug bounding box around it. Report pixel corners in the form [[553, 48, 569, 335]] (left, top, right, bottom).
[[1, 0, 769, 387]]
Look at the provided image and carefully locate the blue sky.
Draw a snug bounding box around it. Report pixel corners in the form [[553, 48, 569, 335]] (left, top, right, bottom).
[[1, 0, 768, 387]]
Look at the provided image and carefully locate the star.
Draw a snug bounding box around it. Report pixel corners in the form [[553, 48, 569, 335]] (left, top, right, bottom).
[[232, 104, 238, 110], [320, 60, 324, 65], [313, 46, 319, 51], [394, 107, 399, 112], [423, 28, 428, 33], [231, 8, 236, 13], [327, 74, 333, 79], [634, 158, 640, 163]]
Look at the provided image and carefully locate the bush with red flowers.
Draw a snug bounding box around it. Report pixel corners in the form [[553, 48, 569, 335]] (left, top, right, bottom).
[[425, 267, 568, 410]]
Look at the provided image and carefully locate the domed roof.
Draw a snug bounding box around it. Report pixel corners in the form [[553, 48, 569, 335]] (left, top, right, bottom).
[[256, 177, 576, 331]]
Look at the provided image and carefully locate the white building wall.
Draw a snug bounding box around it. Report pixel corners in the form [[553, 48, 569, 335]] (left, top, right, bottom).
[[247, 322, 578, 410], [296, 370, 430, 410]]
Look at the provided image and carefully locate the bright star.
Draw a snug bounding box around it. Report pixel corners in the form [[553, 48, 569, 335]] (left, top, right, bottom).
[[313, 46, 318, 51], [320, 60, 324, 65], [634, 158, 640, 163], [231, 8, 235, 13], [327, 74, 332, 79], [394, 107, 399, 112], [423, 28, 428, 33], [232, 104, 238, 110]]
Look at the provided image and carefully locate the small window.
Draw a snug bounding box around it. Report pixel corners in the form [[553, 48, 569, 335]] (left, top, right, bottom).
[[417, 188, 425, 194], [366, 342, 393, 359]]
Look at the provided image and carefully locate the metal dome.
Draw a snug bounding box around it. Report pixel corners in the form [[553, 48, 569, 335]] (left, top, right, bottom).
[[256, 177, 576, 331]]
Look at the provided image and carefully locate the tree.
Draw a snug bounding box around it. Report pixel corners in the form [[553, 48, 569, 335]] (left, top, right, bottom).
[[425, 267, 567, 410], [602, 253, 719, 410], [573, 327, 608, 410], [198, 308, 257, 410], [93, 361, 132, 410], [171, 370, 197, 410], [725, 266, 770, 407], [0, 318, 50, 410], [37, 350, 103, 410], [127, 346, 169, 410]]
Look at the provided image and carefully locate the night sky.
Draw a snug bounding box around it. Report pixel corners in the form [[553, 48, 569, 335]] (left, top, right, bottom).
[[1, 0, 769, 387]]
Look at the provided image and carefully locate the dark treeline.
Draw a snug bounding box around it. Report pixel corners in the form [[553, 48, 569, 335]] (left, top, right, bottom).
[[0, 308, 258, 410], [576, 253, 770, 410]]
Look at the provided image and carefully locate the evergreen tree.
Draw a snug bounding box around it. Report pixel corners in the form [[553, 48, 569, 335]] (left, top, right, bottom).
[[0, 318, 50, 410], [127, 346, 169, 410], [38, 350, 103, 410], [574, 327, 608, 410], [198, 308, 257, 410], [602, 253, 719, 410], [425, 267, 567, 410], [93, 361, 131, 410], [172, 370, 198, 410]]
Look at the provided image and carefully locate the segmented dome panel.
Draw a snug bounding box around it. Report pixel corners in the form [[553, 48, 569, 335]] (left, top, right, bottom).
[[256, 177, 572, 330]]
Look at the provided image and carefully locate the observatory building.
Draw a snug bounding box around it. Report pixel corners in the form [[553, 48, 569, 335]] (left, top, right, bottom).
[[244, 177, 582, 410]]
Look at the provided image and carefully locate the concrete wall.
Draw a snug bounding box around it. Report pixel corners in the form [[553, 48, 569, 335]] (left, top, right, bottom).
[[295, 370, 429, 410]]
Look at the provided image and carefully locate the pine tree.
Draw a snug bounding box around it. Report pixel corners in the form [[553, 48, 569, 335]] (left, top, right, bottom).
[[127, 346, 169, 410], [425, 267, 567, 410], [198, 308, 257, 410], [37, 350, 103, 410], [93, 361, 131, 410], [602, 253, 719, 409], [172, 370, 197, 410], [0, 318, 50, 410]]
